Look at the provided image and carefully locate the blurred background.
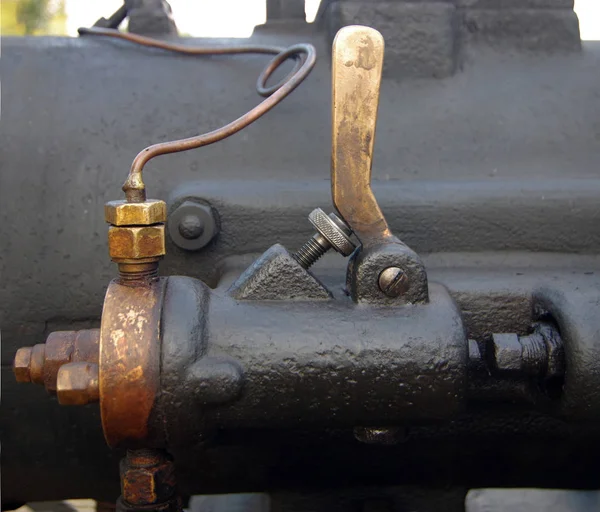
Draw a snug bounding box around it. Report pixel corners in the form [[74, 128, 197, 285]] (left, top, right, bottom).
[[0, 0, 597, 39]]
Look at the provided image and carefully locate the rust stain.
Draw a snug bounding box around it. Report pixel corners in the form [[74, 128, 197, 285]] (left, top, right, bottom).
[[100, 278, 166, 448]]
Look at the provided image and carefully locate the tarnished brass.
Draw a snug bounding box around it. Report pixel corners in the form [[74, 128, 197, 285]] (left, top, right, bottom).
[[13, 347, 32, 383], [108, 225, 166, 260], [105, 199, 167, 226], [30, 344, 46, 385], [100, 278, 166, 447], [13, 329, 100, 393], [331, 26, 391, 244], [56, 362, 100, 405], [43, 331, 76, 392]]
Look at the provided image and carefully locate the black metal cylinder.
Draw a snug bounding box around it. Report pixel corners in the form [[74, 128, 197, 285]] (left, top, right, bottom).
[[154, 277, 469, 451]]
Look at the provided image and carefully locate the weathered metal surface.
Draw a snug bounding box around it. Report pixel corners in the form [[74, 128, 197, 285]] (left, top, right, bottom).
[[534, 284, 600, 420], [12, 329, 100, 393], [331, 26, 389, 245], [118, 449, 180, 512], [158, 278, 467, 448], [75, 28, 316, 203], [2, 13, 600, 506], [167, 200, 218, 251], [230, 244, 332, 300], [105, 199, 167, 227], [100, 278, 166, 448], [56, 361, 100, 406]]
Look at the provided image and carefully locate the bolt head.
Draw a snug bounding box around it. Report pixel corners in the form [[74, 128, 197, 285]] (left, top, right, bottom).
[[178, 214, 204, 240], [168, 200, 217, 251], [378, 267, 409, 297], [13, 347, 32, 383]]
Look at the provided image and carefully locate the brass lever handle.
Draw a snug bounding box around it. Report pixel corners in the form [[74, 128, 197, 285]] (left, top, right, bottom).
[[331, 26, 391, 244]]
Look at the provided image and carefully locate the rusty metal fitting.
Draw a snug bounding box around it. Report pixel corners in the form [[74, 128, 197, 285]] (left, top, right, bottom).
[[105, 199, 167, 226], [117, 260, 161, 281], [120, 449, 180, 511], [13, 347, 33, 383], [30, 344, 47, 384], [108, 225, 166, 261], [57, 362, 100, 405], [12, 329, 100, 393]]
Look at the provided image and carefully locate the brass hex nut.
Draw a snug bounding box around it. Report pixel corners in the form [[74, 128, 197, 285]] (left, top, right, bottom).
[[43, 331, 76, 392], [122, 458, 176, 505], [56, 362, 99, 406], [29, 344, 47, 384], [13, 347, 32, 383], [108, 225, 166, 260], [105, 200, 166, 227]]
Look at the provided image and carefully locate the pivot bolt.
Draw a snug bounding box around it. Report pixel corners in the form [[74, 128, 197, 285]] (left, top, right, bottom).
[[378, 267, 409, 297], [293, 208, 356, 269]]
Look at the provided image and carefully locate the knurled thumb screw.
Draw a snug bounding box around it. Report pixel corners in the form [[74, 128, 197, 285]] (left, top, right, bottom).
[[293, 208, 356, 269]]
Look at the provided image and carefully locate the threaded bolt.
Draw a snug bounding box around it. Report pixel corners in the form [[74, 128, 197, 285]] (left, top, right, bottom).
[[293, 208, 356, 270]]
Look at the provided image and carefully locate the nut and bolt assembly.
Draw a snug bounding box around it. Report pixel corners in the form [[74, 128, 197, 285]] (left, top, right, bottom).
[[104, 199, 167, 280], [490, 323, 564, 378], [293, 208, 356, 269], [12, 329, 101, 405]]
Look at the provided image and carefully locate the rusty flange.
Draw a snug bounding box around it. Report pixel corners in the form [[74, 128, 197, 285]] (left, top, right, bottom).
[[100, 278, 167, 448]]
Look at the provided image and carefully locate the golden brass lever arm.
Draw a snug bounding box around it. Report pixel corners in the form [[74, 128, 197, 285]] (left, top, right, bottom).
[[331, 26, 391, 244]]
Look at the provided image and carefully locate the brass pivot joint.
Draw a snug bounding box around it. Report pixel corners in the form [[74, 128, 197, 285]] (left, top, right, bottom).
[[105, 199, 167, 279]]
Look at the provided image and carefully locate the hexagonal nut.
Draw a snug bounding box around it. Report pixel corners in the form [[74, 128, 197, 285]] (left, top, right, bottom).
[[43, 331, 76, 392], [56, 362, 99, 405], [30, 344, 47, 384], [108, 225, 166, 260], [105, 200, 166, 226], [13, 347, 32, 383], [122, 459, 176, 505], [491, 333, 523, 373]]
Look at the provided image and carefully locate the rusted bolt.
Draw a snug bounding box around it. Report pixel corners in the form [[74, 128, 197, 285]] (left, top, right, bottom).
[[56, 362, 100, 406], [13, 347, 33, 383], [378, 267, 409, 297], [121, 449, 178, 507]]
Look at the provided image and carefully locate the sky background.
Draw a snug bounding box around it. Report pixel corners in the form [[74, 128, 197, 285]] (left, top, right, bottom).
[[63, 0, 598, 40]]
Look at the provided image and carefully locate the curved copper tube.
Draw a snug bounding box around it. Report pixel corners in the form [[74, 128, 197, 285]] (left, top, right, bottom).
[[79, 27, 316, 203]]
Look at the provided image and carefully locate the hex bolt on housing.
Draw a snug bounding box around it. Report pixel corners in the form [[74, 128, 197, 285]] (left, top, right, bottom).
[[167, 200, 218, 251], [490, 323, 565, 378], [293, 208, 356, 269]]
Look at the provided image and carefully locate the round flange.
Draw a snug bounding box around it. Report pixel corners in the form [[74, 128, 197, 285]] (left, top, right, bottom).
[[100, 278, 166, 448]]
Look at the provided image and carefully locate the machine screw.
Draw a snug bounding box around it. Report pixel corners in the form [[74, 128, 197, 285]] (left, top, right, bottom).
[[293, 208, 356, 269], [378, 267, 409, 297]]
